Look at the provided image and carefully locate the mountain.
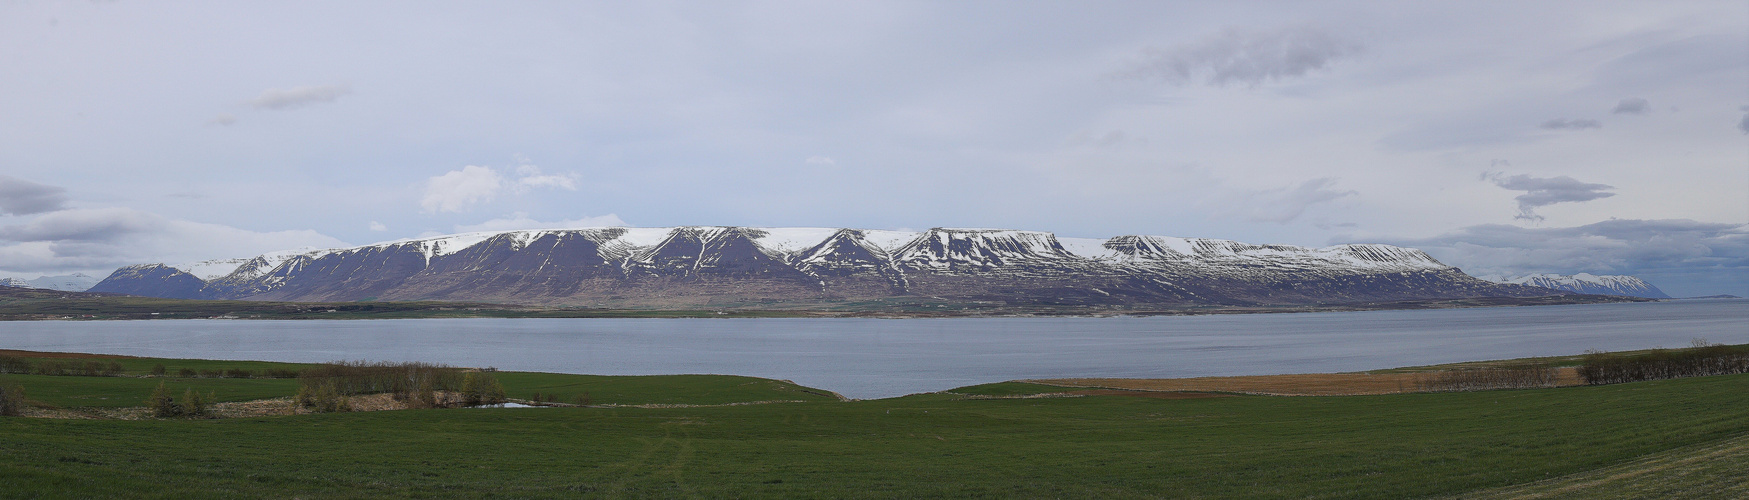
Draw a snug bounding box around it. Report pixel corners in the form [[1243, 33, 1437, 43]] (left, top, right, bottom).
[[0, 278, 31, 288], [24, 273, 102, 292], [89, 226, 1566, 309], [1487, 273, 1670, 299]]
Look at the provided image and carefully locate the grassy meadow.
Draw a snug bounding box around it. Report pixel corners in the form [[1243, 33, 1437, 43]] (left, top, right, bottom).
[[0, 351, 1744, 498]]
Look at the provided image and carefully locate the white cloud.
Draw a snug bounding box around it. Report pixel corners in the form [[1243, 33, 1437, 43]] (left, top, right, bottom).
[[369, 221, 387, 231], [513, 165, 579, 191], [453, 212, 628, 233], [420, 165, 504, 213], [1214, 178, 1357, 224], [248, 84, 351, 110], [805, 156, 836, 166], [208, 114, 237, 126]]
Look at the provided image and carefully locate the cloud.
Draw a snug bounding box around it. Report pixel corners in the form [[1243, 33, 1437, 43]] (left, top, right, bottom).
[[0, 207, 347, 275], [248, 84, 351, 110], [1219, 177, 1357, 224], [0, 175, 70, 215], [1611, 98, 1649, 115], [512, 165, 579, 191], [420, 164, 584, 213], [805, 156, 836, 166], [1484, 173, 1615, 222], [453, 212, 628, 233], [1539, 118, 1601, 130], [208, 114, 238, 126], [369, 221, 387, 231], [1119, 27, 1360, 87], [421, 165, 504, 213], [1739, 107, 1749, 134], [1373, 219, 1747, 296]]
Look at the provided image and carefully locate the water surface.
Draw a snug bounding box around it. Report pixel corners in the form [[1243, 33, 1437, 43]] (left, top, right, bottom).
[[3, 299, 1743, 399]]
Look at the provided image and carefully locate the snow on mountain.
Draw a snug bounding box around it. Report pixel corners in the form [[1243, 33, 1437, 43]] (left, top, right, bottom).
[[25, 273, 101, 292], [0, 277, 31, 288], [1488, 273, 1670, 299]]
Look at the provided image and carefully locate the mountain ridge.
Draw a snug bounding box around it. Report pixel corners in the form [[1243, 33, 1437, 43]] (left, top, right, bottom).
[[90, 226, 1565, 309]]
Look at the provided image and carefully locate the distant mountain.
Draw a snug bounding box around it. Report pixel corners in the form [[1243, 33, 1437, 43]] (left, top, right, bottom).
[[0, 277, 31, 288], [25, 273, 101, 292], [1487, 273, 1670, 299], [90, 226, 1566, 309]]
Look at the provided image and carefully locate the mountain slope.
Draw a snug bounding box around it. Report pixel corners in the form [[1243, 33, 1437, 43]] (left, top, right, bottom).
[[89, 226, 1564, 308], [1490, 273, 1670, 299]]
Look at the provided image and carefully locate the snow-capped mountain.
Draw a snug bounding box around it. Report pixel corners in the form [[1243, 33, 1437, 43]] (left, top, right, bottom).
[[90, 226, 1563, 308], [1487, 273, 1670, 299], [0, 277, 31, 288]]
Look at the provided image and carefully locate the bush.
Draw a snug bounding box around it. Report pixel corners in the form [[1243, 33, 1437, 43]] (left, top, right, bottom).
[[146, 382, 180, 417], [178, 368, 196, 378], [150, 364, 166, 376], [0, 356, 30, 375], [0, 378, 24, 416], [180, 388, 213, 417], [461, 371, 507, 406], [299, 360, 463, 398], [294, 380, 351, 413], [1413, 364, 1558, 392], [1578, 341, 1749, 385], [223, 368, 252, 379]]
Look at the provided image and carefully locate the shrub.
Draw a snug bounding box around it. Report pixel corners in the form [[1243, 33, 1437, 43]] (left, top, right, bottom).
[[180, 388, 213, 417], [150, 364, 166, 376], [0, 356, 30, 375], [264, 369, 301, 379], [178, 368, 197, 378], [146, 382, 180, 417], [299, 360, 462, 398], [294, 380, 351, 413], [223, 368, 252, 379], [461, 371, 507, 406], [1578, 341, 1749, 385], [1413, 364, 1558, 392], [0, 378, 24, 416]]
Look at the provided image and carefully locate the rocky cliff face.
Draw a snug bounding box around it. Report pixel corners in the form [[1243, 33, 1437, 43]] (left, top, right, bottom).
[[90, 226, 1564, 308]]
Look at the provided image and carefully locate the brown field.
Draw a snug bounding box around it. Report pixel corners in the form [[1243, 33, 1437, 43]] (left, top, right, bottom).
[[0, 349, 137, 359], [1031, 367, 1585, 396]]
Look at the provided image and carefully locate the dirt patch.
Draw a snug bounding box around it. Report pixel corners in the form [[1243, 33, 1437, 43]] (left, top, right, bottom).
[[1033, 368, 1583, 396], [0, 349, 139, 360]]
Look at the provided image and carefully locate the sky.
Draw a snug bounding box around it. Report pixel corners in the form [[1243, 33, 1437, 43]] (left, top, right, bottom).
[[1, 1, 1745, 297]]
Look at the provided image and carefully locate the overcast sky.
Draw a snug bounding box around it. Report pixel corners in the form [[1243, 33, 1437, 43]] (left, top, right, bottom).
[[1, 1, 1745, 296]]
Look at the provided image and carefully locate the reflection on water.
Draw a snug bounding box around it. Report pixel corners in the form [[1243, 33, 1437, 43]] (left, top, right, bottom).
[[2, 299, 1743, 399]]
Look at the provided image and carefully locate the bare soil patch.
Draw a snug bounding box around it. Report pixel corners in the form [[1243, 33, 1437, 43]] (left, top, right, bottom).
[[1032, 368, 1583, 396]]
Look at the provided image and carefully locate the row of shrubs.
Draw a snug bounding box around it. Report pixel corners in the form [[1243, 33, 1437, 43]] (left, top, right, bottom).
[[1413, 364, 1559, 392], [0, 356, 300, 379], [293, 361, 506, 412], [1577, 341, 1749, 385], [0, 357, 125, 377], [145, 382, 213, 418]]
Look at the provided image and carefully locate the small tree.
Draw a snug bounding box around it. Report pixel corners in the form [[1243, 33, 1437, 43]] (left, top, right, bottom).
[[150, 364, 167, 376], [181, 388, 212, 417], [460, 371, 507, 406], [147, 381, 180, 417]]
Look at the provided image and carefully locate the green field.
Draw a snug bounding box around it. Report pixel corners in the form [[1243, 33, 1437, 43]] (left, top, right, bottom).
[[0, 353, 1745, 498]]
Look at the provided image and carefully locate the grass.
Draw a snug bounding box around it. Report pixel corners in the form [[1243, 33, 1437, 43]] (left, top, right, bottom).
[[0, 349, 1746, 498]]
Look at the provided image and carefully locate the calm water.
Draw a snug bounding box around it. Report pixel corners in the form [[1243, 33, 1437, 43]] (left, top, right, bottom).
[[3, 299, 1744, 399]]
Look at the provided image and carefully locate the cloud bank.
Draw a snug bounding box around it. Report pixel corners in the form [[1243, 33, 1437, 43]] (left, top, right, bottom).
[[0, 175, 69, 215], [1121, 27, 1360, 87], [0, 207, 347, 275]]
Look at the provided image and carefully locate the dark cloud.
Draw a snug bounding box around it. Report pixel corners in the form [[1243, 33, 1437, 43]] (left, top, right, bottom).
[[0, 175, 70, 215], [248, 85, 351, 110], [1611, 98, 1649, 115], [1539, 118, 1601, 130], [1484, 173, 1615, 222], [1119, 27, 1360, 87], [1739, 109, 1749, 134], [1372, 219, 1748, 297], [0, 208, 163, 242]]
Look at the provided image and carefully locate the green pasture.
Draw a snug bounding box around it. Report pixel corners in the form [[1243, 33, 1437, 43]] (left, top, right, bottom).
[[0, 351, 1744, 498]]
